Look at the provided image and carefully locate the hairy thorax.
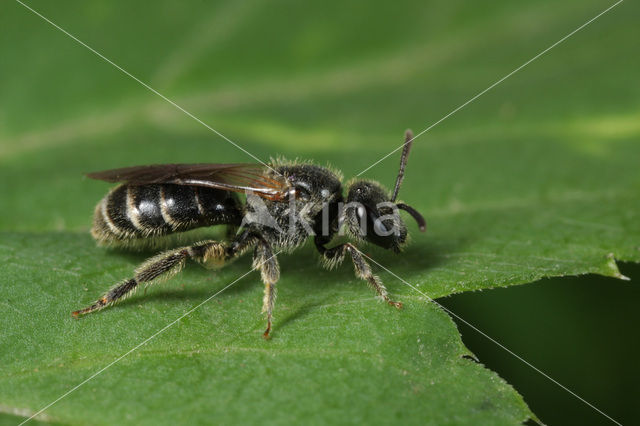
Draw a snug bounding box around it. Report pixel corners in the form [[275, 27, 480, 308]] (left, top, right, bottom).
[[243, 162, 344, 250]]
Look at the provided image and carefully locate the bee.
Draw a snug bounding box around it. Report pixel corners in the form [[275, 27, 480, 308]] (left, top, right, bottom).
[[73, 130, 426, 337]]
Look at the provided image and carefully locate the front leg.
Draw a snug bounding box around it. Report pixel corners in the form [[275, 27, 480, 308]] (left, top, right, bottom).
[[253, 238, 280, 338], [316, 238, 402, 309]]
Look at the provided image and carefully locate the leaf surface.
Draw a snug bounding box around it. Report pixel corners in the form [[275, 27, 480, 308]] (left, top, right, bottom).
[[1, 0, 638, 424]]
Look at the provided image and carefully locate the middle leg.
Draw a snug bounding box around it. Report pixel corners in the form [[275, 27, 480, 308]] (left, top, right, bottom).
[[252, 238, 280, 338]]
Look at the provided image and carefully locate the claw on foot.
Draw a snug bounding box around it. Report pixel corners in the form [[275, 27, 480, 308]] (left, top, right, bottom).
[[262, 324, 271, 340], [71, 297, 107, 317], [263, 321, 272, 339], [72, 307, 92, 317], [388, 300, 403, 309]]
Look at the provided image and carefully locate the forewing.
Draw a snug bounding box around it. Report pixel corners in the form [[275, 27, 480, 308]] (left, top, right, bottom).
[[87, 164, 288, 200]]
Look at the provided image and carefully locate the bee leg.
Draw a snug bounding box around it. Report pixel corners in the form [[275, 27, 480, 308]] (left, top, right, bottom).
[[72, 240, 232, 317], [317, 241, 402, 309], [252, 240, 279, 338]]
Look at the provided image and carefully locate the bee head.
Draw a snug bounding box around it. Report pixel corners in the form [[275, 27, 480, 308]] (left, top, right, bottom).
[[343, 130, 426, 252]]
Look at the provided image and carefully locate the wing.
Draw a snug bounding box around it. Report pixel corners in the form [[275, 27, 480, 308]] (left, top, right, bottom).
[[87, 163, 289, 200]]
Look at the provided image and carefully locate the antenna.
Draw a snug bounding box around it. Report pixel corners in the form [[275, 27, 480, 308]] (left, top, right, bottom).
[[391, 129, 414, 202]]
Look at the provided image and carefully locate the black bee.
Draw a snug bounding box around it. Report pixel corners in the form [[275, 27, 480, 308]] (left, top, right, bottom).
[[73, 130, 426, 337]]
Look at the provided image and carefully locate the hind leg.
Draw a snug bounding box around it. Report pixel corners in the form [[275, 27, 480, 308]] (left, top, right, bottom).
[[72, 236, 253, 316]]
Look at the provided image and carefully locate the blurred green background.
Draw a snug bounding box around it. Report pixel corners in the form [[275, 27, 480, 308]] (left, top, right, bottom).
[[440, 263, 640, 426], [1, 0, 638, 425]]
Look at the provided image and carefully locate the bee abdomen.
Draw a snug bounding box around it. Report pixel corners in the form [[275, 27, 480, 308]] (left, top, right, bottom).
[[92, 184, 242, 245]]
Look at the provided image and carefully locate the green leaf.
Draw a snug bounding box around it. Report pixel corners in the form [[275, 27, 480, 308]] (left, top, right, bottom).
[[1, 0, 637, 424]]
